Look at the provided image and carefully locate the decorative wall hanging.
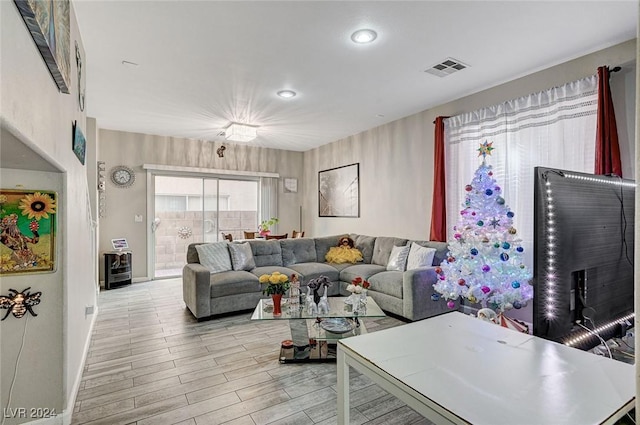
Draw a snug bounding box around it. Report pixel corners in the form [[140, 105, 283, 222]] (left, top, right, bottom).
[[97, 161, 106, 218], [318, 163, 360, 217], [178, 226, 192, 239], [0, 287, 42, 320], [216, 145, 226, 158], [72, 121, 86, 165], [75, 40, 85, 111], [0, 190, 57, 275], [14, 0, 71, 93], [110, 165, 136, 188]]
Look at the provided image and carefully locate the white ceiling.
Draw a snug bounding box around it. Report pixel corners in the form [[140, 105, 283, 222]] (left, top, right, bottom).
[[73, 1, 638, 152]]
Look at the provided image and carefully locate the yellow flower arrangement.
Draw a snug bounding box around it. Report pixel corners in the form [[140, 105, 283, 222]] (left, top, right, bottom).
[[259, 271, 291, 295]]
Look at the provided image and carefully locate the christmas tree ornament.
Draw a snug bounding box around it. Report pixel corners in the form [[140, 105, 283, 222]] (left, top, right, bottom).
[[431, 293, 441, 301], [447, 300, 455, 309], [432, 142, 533, 313]]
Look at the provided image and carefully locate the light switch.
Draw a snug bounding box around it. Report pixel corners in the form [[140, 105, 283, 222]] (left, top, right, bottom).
[[134, 214, 143, 222]]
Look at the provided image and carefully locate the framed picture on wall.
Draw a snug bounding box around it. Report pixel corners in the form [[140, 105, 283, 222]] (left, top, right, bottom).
[[14, 0, 71, 93], [318, 163, 360, 217], [72, 121, 86, 165], [0, 189, 57, 275]]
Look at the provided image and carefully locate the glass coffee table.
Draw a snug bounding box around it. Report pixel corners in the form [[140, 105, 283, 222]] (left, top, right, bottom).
[[251, 296, 386, 363]]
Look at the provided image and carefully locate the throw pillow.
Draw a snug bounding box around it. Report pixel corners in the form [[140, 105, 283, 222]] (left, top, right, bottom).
[[406, 243, 437, 270], [386, 244, 410, 271], [228, 242, 256, 271], [195, 242, 232, 273]]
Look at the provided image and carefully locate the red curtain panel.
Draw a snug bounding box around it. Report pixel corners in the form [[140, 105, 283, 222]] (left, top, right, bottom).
[[429, 116, 448, 242], [594, 66, 622, 177]]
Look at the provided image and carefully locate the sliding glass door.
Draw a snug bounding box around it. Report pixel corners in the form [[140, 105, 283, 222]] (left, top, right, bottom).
[[152, 175, 258, 278]]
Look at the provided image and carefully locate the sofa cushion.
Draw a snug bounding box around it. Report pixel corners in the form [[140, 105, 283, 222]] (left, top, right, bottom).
[[210, 270, 260, 298], [409, 240, 449, 266], [248, 240, 283, 267], [406, 242, 437, 270], [280, 239, 317, 266], [368, 271, 403, 298], [288, 262, 340, 283], [386, 244, 410, 271], [195, 242, 232, 273], [371, 237, 409, 266], [314, 235, 343, 263], [228, 242, 256, 271], [339, 264, 386, 284], [186, 243, 204, 264], [349, 234, 376, 264]]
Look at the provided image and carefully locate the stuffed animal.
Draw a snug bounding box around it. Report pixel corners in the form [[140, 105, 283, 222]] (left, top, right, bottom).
[[325, 236, 364, 264]]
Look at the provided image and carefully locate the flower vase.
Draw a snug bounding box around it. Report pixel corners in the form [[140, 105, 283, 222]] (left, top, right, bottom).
[[272, 293, 283, 316]]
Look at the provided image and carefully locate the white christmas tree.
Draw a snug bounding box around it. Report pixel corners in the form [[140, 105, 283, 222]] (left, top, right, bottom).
[[432, 142, 533, 312]]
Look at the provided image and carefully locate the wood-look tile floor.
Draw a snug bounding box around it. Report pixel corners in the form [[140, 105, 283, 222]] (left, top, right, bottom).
[[72, 278, 434, 425]]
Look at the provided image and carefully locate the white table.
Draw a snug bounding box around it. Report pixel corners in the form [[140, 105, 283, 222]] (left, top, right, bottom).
[[337, 311, 634, 425]]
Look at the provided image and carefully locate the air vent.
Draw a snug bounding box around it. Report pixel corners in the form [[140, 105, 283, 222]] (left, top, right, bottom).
[[424, 58, 468, 77]]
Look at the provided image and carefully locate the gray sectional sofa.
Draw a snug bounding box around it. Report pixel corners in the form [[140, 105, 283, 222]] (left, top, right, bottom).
[[182, 234, 451, 321]]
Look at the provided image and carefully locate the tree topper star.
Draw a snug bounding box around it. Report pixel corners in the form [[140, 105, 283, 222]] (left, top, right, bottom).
[[478, 141, 494, 158]]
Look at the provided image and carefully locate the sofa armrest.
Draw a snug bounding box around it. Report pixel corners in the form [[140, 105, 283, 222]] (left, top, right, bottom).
[[402, 267, 449, 321], [183, 263, 211, 319]]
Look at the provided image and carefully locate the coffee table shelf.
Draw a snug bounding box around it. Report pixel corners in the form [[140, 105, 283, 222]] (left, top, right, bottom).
[[251, 296, 386, 363]]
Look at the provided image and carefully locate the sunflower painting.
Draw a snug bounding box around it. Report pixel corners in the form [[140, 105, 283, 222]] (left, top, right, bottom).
[[0, 190, 57, 274]]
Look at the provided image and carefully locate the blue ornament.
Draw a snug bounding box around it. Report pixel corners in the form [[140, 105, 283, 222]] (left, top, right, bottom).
[[507, 211, 515, 218], [516, 246, 524, 253], [485, 189, 493, 196], [431, 293, 441, 302], [496, 197, 505, 205], [500, 253, 509, 261], [470, 248, 478, 256], [513, 301, 522, 309], [502, 242, 511, 250], [511, 281, 521, 289], [477, 220, 484, 227]]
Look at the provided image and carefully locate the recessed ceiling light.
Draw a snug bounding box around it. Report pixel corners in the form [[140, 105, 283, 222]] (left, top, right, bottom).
[[351, 29, 377, 44], [277, 90, 296, 98]]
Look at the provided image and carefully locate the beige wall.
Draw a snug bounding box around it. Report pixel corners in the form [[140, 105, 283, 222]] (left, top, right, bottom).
[[0, 1, 97, 423], [303, 39, 637, 241], [97, 130, 304, 280]]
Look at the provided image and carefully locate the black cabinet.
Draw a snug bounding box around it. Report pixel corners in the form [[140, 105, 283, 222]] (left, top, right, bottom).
[[104, 251, 132, 289]]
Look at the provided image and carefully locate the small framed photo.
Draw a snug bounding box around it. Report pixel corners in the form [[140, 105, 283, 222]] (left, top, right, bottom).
[[284, 178, 298, 193], [111, 238, 129, 251]]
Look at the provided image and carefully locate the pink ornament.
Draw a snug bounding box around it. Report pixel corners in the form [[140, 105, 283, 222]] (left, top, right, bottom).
[[494, 186, 501, 192], [481, 286, 490, 294], [482, 265, 490, 272], [488, 171, 493, 176], [458, 278, 466, 286], [471, 212, 476, 216], [465, 185, 473, 192], [447, 300, 455, 309], [454, 233, 462, 239], [439, 275, 445, 280]]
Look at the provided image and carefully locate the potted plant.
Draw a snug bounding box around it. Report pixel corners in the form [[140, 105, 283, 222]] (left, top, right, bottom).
[[258, 217, 279, 237]]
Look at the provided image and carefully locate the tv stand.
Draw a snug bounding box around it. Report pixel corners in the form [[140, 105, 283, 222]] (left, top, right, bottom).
[[104, 251, 132, 290]]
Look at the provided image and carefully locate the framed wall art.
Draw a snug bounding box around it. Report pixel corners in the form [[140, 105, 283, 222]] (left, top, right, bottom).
[[318, 163, 360, 217], [72, 121, 86, 165], [0, 189, 57, 275], [14, 0, 71, 93]]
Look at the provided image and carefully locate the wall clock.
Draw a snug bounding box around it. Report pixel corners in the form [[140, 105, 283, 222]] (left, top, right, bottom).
[[110, 166, 136, 188]]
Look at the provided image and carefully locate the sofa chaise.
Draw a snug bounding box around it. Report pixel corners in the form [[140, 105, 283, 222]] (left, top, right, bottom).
[[182, 234, 451, 321]]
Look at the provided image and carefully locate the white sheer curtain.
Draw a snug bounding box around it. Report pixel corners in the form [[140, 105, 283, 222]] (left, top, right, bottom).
[[444, 75, 598, 268], [260, 177, 278, 232]]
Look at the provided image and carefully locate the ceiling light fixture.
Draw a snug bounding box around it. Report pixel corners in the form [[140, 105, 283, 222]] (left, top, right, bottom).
[[277, 90, 296, 98], [224, 123, 258, 142], [351, 29, 377, 44]]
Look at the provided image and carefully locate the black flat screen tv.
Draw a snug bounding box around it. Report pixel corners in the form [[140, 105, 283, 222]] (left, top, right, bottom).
[[533, 167, 635, 350]]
